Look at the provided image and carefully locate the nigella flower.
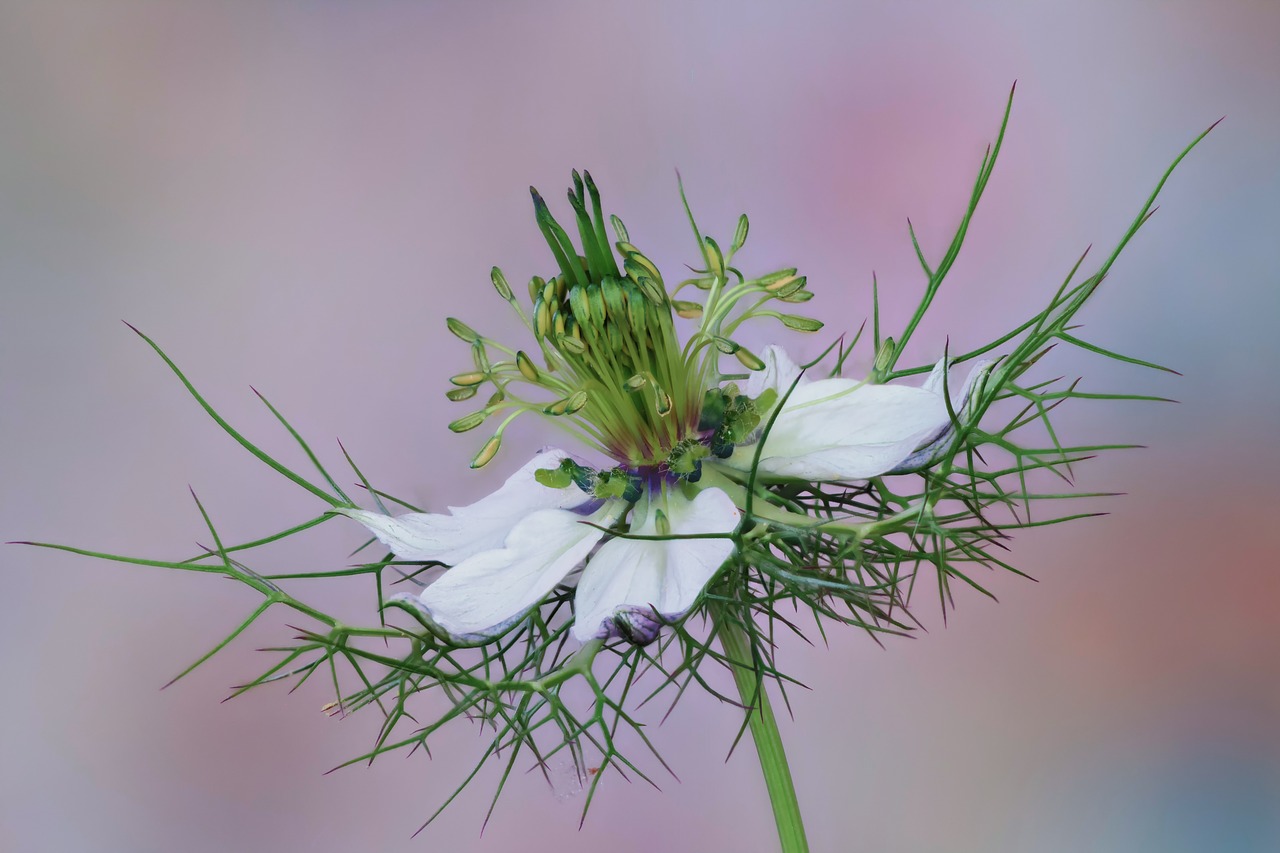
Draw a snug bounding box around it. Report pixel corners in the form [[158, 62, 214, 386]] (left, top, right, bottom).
[[340, 173, 988, 646]]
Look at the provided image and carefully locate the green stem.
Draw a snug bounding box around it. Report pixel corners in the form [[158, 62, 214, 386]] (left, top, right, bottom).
[[711, 604, 810, 853]]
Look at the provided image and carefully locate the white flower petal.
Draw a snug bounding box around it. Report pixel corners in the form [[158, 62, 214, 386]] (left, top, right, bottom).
[[338, 448, 589, 564], [888, 359, 994, 473], [724, 373, 947, 481], [744, 344, 806, 399], [728, 359, 995, 482], [572, 487, 741, 644], [415, 503, 618, 640]]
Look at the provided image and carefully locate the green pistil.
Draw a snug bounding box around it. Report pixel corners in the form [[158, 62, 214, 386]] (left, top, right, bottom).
[[525, 179, 704, 465]]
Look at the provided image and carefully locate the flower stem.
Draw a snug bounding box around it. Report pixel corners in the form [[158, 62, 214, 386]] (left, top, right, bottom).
[[711, 604, 810, 853]]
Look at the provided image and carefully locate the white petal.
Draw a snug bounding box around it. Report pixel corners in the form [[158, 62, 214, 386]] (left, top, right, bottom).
[[572, 487, 741, 644], [414, 502, 618, 640], [725, 376, 951, 481], [888, 359, 994, 473], [338, 448, 589, 564], [919, 358, 948, 395], [744, 344, 806, 399]]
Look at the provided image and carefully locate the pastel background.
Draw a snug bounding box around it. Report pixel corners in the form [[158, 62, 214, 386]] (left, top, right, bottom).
[[3, 2, 1277, 852]]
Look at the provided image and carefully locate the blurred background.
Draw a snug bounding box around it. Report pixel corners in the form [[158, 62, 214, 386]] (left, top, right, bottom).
[[2, 2, 1277, 851]]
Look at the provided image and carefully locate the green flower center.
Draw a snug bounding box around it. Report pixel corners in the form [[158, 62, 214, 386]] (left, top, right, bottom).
[[444, 171, 822, 472]]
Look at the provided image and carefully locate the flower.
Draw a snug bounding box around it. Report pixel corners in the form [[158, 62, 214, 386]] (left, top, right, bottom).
[[341, 451, 740, 645], [341, 174, 990, 646]]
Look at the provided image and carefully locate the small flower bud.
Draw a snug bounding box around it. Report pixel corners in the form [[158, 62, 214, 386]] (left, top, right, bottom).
[[559, 335, 586, 355]]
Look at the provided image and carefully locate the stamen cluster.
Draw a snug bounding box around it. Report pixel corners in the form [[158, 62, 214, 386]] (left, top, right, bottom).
[[444, 170, 822, 474]]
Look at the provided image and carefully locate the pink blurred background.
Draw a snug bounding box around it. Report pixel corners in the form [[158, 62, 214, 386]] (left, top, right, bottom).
[[3, 2, 1278, 851]]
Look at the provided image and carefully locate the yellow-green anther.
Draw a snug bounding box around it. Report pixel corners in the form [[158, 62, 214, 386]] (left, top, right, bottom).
[[655, 509, 671, 537], [625, 373, 648, 390], [764, 274, 800, 293], [673, 300, 703, 319], [560, 335, 586, 355], [875, 337, 896, 373], [446, 386, 478, 402], [472, 341, 490, 371], [655, 389, 673, 416], [610, 213, 629, 242], [780, 314, 823, 332], [569, 285, 592, 326], [734, 345, 766, 371], [758, 268, 799, 289], [732, 213, 750, 252], [487, 390, 506, 406], [703, 235, 725, 279], [679, 276, 714, 291], [606, 321, 624, 352], [602, 276, 626, 318], [528, 275, 545, 303], [626, 284, 648, 335], [634, 274, 666, 306], [544, 394, 579, 416], [778, 288, 814, 303], [450, 371, 487, 387], [712, 336, 740, 354], [587, 283, 606, 323], [553, 310, 567, 339], [534, 298, 551, 338], [516, 351, 539, 381], [623, 252, 663, 287], [447, 317, 480, 343], [449, 410, 489, 433], [491, 266, 513, 301], [566, 389, 589, 414], [470, 434, 501, 469], [773, 275, 807, 298]]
